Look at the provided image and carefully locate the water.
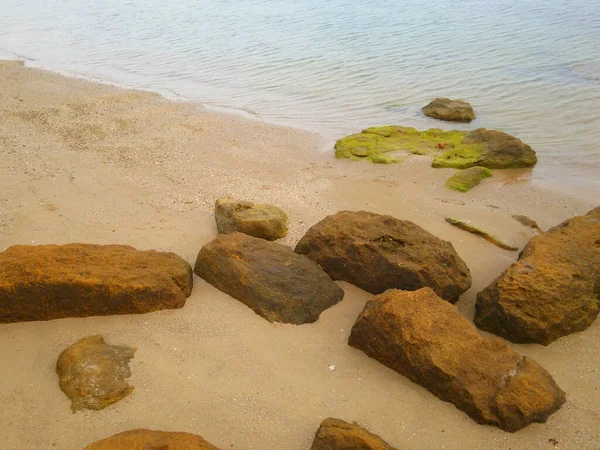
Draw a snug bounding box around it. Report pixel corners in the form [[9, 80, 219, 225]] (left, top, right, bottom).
[[1, 0, 599, 194]]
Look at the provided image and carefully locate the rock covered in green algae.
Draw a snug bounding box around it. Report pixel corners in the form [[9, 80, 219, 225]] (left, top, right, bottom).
[[422, 97, 476, 122], [445, 166, 493, 192]]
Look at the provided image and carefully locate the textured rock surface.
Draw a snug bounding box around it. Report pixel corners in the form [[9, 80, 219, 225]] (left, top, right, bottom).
[[432, 128, 537, 169], [56, 335, 136, 412], [349, 288, 566, 432], [445, 217, 518, 251], [475, 207, 600, 345], [422, 97, 476, 122], [215, 196, 288, 240], [84, 429, 221, 449], [444, 166, 493, 192], [194, 232, 344, 324], [0, 243, 193, 323], [311, 418, 397, 450], [295, 211, 471, 302]]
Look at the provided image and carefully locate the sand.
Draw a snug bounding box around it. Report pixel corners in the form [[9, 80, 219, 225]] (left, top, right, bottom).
[[0, 60, 598, 450]]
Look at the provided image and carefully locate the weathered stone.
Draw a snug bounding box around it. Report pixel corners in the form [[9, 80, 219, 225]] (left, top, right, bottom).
[[215, 196, 288, 241], [432, 128, 537, 169], [0, 244, 193, 323], [512, 214, 542, 233], [311, 418, 397, 450], [84, 429, 220, 449], [56, 335, 136, 412], [422, 98, 476, 122], [445, 217, 518, 251], [349, 288, 566, 432], [194, 232, 344, 324], [444, 166, 493, 192], [475, 207, 600, 345], [295, 211, 471, 302]]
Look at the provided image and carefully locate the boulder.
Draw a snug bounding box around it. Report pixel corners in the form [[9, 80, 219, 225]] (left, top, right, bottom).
[[194, 232, 344, 324], [421, 98, 476, 122], [311, 418, 397, 450], [475, 207, 600, 345], [84, 429, 220, 449], [0, 243, 193, 323], [432, 128, 537, 169], [56, 335, 136, 412], [444, 166, 493, 192], [349, 288, 566, 432], [294, 211, 471, 302], [215, 196, 288, 241]]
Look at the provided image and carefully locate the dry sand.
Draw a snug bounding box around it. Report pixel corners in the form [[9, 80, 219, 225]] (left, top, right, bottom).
[[0, 60, 598, 450]]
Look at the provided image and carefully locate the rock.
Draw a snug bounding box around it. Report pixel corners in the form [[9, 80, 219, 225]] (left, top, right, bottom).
[[194, 232, 344, 324], [445, 217, 518, 251], [349, 288, 566, 432], [444, 166, 493, 192], [421, 98, 476, 122], [294, 211, 471, 302], [56, 335, 136, 412], [215, 196, 288, 241], [0, 244, 193, 324], [432, 128, 537, 169], [475, 207, 600, 345], [512, 214, 542, 233], [311, 418, 397, 450], [84, 429, 220, 449]]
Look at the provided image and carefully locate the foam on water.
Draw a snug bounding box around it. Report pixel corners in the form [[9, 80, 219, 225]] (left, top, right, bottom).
[[1, 0, 599, 195]]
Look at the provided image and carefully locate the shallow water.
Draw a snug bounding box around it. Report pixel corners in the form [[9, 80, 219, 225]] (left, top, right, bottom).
[[1, 0, 599, 194]]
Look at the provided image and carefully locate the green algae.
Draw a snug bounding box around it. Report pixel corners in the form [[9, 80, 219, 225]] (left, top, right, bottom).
[[431, 143, 485, 169], [445, 166, 493, 192], [445, 217, 518, 251]]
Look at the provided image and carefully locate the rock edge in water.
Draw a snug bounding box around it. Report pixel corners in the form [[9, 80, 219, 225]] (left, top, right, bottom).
[[422, 97, 476, 122]]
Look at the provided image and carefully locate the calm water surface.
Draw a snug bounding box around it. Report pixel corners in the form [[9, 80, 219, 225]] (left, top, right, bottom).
[[1, 0, 599, 195]]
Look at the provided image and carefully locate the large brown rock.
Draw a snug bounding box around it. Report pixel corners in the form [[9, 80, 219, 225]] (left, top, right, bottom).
[[311, 418, 397, 450], [349, 288, 566, 432], [294, 211, 471, 302], [0, 243, 193, 323], [215, 196, 288, 241], [84, 429, 220, 449], [194, 232, 344, 324], [56, 335, 136, 412], [422, 97, 476, 122], [475, 207, 600, 345]]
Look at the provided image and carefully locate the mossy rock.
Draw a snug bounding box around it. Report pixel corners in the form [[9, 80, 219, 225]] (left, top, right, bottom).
[[445, 166, 493, 192]]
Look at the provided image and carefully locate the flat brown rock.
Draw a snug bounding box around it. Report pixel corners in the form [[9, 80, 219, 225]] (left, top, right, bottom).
[[0, 243, 193, 323], [84, 429, 220, 449], [421, 97, 475, 122], [475, 207, 600, 344], [349, 288, 566, 432], [294, 211, 471, 302], [311, 418, 397, 450], [56, 335, 135, 412], [194, 232, 344, 324]]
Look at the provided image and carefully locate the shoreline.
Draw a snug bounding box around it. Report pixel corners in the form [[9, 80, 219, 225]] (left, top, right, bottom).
[[0, 60, 598, 449]]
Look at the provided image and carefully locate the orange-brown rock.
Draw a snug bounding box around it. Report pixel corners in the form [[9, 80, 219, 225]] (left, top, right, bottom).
[[194, 232, 344, 324], [475, 207, 600, 345], [311, 418, 397, 450], [349, 288, 566, 432], [83, 429, 220, 450], [294, 211, 471, 302], [56, 335, 135, 412], [0, 243, 193, 323]]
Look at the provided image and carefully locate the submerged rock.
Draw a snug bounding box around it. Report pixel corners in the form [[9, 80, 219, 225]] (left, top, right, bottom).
[[215, 196, 288, 241], [349, 288, 566, 432], [295, 211, 471, 302], [475, 207, 600, 345], [422, 97, 476, 122], [0, 244, 193, 324], [311, 418, 397, 450], [512, 214, 543, 233], [56, 335, 136, 412], [445, 217, 518, 251], [84, 429, 221, 449], [444, 166, 493, 192], [194, 232, 344, 324]]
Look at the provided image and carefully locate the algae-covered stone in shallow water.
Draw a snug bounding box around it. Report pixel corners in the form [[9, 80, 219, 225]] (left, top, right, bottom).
[[445, 166, 493, 192]]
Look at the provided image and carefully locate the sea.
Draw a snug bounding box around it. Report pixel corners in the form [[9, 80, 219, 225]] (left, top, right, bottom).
[[1, 0, 599, 197]]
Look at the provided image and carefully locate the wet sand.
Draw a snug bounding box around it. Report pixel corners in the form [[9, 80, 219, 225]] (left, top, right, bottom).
[[0, 60, 598, 450]]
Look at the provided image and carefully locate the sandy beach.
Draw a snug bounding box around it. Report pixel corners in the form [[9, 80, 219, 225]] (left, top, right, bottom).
[[0, 60, 598, 449]]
